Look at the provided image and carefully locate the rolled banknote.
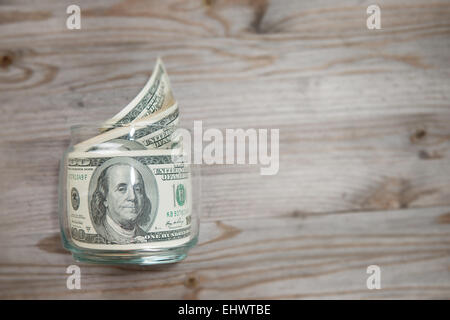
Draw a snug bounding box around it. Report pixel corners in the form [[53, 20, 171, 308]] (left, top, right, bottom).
[[74, 102, 180, 152], [103, 57, 175, 128], [73, 58, 180, 152], [65, 58, 194, 252], [66, 149, 192, 250]]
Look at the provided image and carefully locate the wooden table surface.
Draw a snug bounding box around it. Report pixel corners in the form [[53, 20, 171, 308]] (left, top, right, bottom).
[[0, 0, 449, 299]]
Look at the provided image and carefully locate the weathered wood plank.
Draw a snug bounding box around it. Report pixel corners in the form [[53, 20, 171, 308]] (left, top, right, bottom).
[[1, 32, 450, 219], [2, 70, 450, 220], [1, 0, 450, 95], [0, 206, 449, 299], [0, 0, 449, 299]]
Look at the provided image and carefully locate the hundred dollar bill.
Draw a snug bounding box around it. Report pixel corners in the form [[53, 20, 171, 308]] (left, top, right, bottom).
[[73, 103, 180, 152], [102, 58, 175, 129], [66, 149, 192, 250]]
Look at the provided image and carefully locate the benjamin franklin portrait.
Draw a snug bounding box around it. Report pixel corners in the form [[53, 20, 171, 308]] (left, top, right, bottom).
[[89, 157, 158, 244]]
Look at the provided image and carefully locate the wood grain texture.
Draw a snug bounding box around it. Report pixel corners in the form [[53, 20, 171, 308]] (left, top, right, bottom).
[[0, 206, 449, 299], [0, 0, 449, 299]]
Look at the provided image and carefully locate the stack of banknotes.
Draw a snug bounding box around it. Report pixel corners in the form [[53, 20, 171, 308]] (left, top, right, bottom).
[[65, 59, 193, 249]]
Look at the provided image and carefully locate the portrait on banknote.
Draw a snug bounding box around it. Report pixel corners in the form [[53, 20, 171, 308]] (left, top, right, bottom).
[[88, 157, 159, 244]]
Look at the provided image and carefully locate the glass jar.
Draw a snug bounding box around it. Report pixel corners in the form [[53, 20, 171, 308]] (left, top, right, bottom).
[[58, 124, 200, 265]]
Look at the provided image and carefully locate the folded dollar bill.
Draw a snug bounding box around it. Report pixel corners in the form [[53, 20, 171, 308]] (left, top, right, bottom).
[[66, 58, 192, 249]]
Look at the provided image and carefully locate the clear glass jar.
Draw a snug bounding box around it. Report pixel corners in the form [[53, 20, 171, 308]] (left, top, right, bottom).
[[58, 124, 200, 265]]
